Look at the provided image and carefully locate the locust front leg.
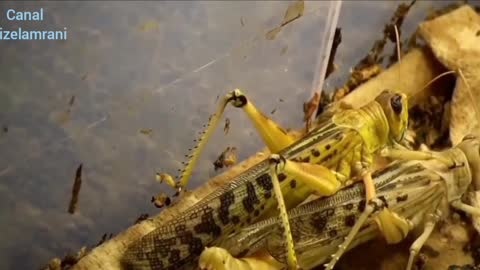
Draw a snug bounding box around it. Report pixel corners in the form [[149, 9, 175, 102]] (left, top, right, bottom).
[[356, 144, 412, 245], [364, 171, 412, 244], [268, 155, 343, 269], [160, 89, 298, 196]]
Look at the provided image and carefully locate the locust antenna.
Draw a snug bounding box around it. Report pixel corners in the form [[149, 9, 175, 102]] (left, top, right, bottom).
[[458, 68, 480, 128], [394, 24, 401, 65]]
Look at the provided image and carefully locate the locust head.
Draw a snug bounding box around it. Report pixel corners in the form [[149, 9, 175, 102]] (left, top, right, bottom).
[[375, 90, 409, 143]]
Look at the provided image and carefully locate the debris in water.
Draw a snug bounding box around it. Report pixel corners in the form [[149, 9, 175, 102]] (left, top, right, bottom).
[[68, 164, 83, 214], [2, 125, 7, 133]]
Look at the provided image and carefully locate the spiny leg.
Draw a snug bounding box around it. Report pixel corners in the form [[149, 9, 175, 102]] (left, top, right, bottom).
[[167, 89, 298, 194], [324, 198, 386, 270], [405, 211, 440, 270], [268, 154, 299, 270], [324, 145, 411, 269], [268, 154, 343, 269]]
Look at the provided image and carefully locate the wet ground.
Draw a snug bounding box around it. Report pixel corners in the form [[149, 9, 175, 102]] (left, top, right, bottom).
[[0, 1, 464, 269]]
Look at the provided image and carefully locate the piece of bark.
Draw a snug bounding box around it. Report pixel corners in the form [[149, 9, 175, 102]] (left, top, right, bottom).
[[418, 5, 480, 145], [339, 47, 446, 110]]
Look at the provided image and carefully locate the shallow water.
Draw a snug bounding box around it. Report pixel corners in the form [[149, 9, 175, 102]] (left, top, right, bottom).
[[0, 1, 460, 269]]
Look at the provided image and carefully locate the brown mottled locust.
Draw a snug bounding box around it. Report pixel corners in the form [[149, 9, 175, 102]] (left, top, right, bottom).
[[199, 136, 480, 270], [122, 89, 412, 270]]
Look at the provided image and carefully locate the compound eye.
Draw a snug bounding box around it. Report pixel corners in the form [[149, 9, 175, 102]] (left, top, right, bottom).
[[390, 94, 403, 115]]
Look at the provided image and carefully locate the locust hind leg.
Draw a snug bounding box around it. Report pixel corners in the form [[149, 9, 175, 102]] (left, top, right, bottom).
[[324, 173, 411, 270], [405, 210, 440, 270], [268, 154, 344, 269], [162, 89, 299, 195], [324, 197, 387, 270], [325, 144, 412, 270]]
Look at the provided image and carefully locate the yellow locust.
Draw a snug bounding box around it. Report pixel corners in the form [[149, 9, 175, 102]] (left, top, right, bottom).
[[199, 135, 480, 270], [122, 89, 411, 270]]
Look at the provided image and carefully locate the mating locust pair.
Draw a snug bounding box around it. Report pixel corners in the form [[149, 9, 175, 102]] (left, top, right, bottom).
[[121, 88, 480, 270]]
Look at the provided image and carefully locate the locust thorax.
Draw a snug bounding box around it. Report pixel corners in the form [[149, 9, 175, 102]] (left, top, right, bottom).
[[457, 135, 480, 192], [375, 90, 408, 143]]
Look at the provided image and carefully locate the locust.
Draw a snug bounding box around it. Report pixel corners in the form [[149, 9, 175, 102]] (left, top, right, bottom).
[[198, 135, 480, 270], [122, 89, 411, 270]]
